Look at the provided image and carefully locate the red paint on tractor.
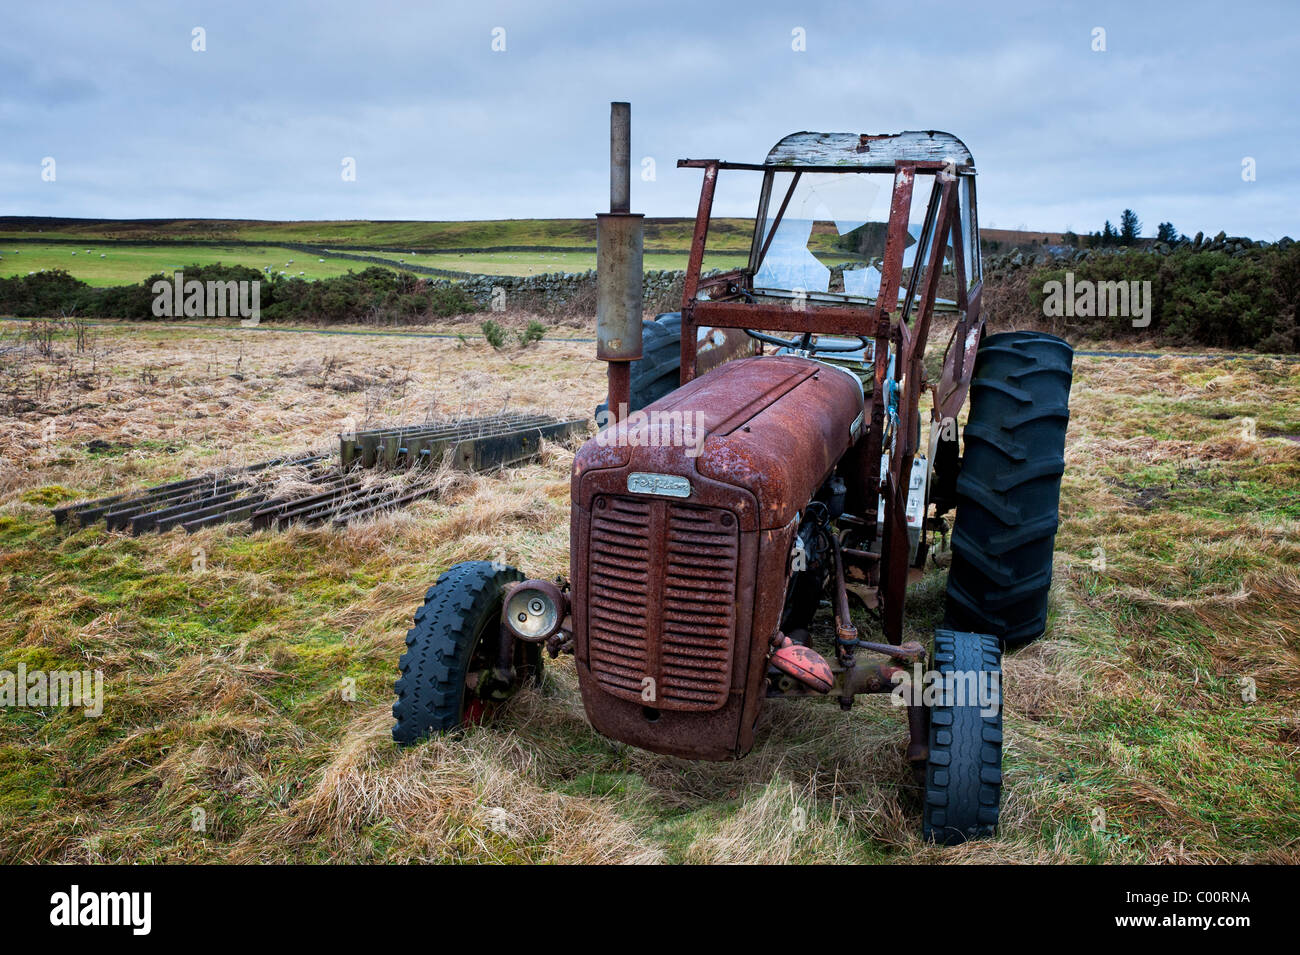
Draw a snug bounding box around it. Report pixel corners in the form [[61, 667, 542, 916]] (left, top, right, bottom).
[[571, 355, 861, 759]]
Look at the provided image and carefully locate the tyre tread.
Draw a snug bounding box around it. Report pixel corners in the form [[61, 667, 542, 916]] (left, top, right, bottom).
[[392, 561, 529, 744], [923, 629, 1003, 844], [945, 331, 1073, 646]]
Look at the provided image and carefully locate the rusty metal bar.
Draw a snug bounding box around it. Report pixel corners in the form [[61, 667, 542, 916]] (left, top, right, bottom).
[[690, 300, 874, 336], [756, 170, 802, 271], [125, 487, 248, 533], [162, 493, 271, 533], [679, 161, 718, 385], [747, 169, 775, 275], [768, 661, 903, 699], [899, 176, 943, 328], [878, 177, 959, 644], [936, 179, 986, 419], [831, 533, 858, 671], [860, 164, 918, 537], [605, 361, 630, 423], [897, 177, 958, 457], [329, 483, 444, 526]]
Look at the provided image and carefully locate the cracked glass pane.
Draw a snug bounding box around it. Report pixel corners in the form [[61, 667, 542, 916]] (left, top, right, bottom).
[[754, 172, 891, 296], [751, 172, 950, 305]]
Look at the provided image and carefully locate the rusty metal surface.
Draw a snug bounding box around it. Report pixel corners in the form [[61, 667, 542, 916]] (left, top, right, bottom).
[[859, 165, 919, 527], [605, 360, 631, 424], [692, 325, 759, 378], [678, 161, 718, 385], [586, 496, 738, 710], [503, 579, 568, 642], [571, 493, 760, 760], [570, 354, 859, 759], [597, 101, 644, 420], [677, 356, 861, 531], [770, 641, 833, 693], [595, 212, 644, 361], [691, 300, 876, 338]]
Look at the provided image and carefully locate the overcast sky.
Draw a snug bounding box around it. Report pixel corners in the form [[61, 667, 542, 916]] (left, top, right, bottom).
[[2, 0, 1295, 239]]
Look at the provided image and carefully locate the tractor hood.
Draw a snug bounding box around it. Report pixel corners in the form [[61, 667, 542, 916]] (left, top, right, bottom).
[[574, 355, 864, 530]]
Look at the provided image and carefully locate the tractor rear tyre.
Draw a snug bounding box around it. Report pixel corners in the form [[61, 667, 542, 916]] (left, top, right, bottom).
[[923, 629, 1003, 845], [944, 331, 1073, 647], [595, 312, 682, 421], [392, 561, 542, 743]]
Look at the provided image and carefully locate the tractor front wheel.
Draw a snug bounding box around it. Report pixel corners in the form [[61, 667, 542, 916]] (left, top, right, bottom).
[[392, 561, 543, 744], [923, 629, 1003, 845]]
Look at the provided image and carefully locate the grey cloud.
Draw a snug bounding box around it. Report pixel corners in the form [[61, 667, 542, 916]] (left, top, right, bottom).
[[1, 0, 1295, 238]]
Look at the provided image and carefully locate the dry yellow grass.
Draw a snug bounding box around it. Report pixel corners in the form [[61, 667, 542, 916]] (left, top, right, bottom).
[[1, 318, 1297, 864]]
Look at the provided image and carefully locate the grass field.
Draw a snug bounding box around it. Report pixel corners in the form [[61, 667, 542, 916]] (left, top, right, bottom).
[[0, 217, 760, 252], [1, 318, 1297, 863], [0, 243, 390, 286], [0, 243, 837, 283], [0, 216, 857, 285]]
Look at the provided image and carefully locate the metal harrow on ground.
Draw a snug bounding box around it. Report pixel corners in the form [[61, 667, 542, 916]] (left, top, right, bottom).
[[53, 412, 587, 535]]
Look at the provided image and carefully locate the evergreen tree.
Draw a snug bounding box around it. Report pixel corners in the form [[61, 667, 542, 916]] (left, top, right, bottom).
[[1120, 209, 1141, 245]]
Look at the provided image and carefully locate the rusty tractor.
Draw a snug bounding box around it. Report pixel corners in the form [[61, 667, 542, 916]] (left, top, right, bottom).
[[392, 105, 1074, 844]]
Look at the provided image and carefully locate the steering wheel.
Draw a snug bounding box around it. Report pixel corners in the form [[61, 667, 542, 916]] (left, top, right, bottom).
[[744, 329, 872, 354]]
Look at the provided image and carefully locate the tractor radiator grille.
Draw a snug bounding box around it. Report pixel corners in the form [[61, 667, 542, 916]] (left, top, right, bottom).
[[587, 495, 739, 711]]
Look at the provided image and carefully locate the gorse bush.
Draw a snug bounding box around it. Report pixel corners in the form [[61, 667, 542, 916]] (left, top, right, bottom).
[[518, 319, 546, 347], [480, 319, 507, 349], [0, 269, 89, 316], [257, 268, 478, 323], [1019, 243, 1300, 352]]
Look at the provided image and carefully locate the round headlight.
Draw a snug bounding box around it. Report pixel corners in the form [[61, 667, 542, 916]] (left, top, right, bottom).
[[503, 581, 565, 642]]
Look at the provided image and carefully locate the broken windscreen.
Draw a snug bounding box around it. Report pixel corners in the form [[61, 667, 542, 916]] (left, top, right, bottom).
[[752, 171, 932, 303]]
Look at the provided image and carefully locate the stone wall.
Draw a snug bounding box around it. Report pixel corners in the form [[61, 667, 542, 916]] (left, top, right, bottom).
[[425, 230, 1299, 315], [428, 269, 692, 315]]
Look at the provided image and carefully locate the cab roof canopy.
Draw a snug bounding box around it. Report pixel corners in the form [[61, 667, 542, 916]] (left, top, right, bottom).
[[676, 130, 975, 174], [765, 131, 974, 171]]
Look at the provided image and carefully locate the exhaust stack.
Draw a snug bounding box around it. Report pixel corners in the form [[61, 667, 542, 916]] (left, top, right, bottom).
[[596, 101, 644, 424]]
